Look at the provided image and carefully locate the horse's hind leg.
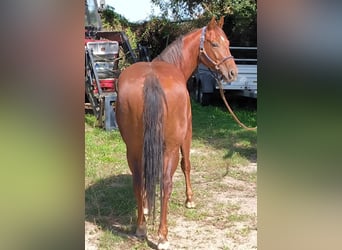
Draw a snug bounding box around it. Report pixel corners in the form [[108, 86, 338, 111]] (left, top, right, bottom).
[[180, 127, 196, 209], [127, 155, 147, 238], [158, 150, 179, 250]]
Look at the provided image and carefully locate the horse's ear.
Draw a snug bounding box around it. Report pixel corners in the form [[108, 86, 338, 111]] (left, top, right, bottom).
[[218, 16, 224, 28], [207, 16, 217, 30]]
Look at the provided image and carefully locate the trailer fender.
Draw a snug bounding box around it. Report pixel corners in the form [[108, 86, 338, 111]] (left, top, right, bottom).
[[198, 74, 215, 93]]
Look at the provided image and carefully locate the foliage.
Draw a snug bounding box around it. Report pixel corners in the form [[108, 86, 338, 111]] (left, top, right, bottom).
[[99, 6, 138, 50], [134, 17, 178, 59], [99, 6, 139, 68], [99, 1, 256, 61], [100, 6, 129, 30], [151, 0, 257, 46], [133, 17, 210, 59], [225, 0, 257, 45], [151, 0, 256, 21]]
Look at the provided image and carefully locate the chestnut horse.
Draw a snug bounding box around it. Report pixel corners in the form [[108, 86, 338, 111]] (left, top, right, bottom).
[[116, 17, 237, 249]]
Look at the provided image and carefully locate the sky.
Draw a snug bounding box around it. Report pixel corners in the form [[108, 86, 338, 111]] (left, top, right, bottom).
[[105, 0, 161, 22]]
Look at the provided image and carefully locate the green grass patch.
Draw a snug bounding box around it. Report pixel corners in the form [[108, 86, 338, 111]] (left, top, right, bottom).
[[99, 230, 124, 247], [191, 100, 256, 166], [183, 207, 209, 221]]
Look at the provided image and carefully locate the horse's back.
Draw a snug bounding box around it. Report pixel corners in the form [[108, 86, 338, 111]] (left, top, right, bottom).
[[118, 61, 186, 90], [116, 61, 191, 150]]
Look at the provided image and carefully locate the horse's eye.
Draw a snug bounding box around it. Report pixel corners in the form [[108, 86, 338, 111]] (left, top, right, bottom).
[[211, 42, 219, 48]]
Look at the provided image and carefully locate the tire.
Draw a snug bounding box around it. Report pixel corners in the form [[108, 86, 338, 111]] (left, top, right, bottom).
[[187, 76, 197, 100], [196, 81, 211, 106]]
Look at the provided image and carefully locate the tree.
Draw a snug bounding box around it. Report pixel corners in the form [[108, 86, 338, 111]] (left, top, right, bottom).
[[151, 0, 257, 46], [152, 0, 256, 20], [100, 6, 129, 30]]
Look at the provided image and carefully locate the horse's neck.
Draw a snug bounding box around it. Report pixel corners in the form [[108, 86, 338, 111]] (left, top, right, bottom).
[[154, 29, 202, 81], [178, 29, 201, 80], [154, 29, 201, 81]]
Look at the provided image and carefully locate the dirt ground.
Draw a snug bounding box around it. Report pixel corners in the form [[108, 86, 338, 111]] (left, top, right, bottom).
[[85, 161, 257, 250]]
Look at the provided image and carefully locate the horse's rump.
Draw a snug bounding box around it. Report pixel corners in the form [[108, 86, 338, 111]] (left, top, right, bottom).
[[117, 62, 189, 142]]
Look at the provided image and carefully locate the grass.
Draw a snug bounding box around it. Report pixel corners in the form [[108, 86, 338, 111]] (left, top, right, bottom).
[[85, 97, 257, 249]]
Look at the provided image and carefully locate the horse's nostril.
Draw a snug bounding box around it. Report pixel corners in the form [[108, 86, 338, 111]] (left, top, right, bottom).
[[230, 69, 236, 76]]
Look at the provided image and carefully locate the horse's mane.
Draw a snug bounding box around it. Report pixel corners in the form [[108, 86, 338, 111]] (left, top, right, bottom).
[[153, 28, 200, 65], [154, 36, 184, 64]]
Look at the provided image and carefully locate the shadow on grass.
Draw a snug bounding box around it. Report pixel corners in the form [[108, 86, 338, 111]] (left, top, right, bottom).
[[85, 174, 136, 237], [191, 97, 257, 163], [222, 129, 257, 163], [85, 174, 159, 249]]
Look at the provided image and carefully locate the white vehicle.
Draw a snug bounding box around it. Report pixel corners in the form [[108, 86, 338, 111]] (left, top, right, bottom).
[[189, 47, 257, 105]]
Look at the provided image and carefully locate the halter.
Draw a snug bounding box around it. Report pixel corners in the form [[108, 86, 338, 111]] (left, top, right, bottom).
[[199, 27, 234, 70]]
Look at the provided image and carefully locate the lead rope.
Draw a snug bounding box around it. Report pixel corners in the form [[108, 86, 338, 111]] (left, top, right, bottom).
[[209, 69, 257, 131]]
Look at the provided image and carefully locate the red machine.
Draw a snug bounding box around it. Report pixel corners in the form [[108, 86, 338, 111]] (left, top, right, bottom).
[[85, 0, 149, 130]]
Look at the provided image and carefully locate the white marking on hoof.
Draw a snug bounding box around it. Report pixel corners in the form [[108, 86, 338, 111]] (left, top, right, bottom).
[[185, 201, 196, 209], [157, 240, 170, 250], [143, 208, 149, 222]]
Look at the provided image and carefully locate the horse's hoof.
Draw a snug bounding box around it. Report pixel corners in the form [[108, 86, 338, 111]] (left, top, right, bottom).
[[136, 224, 147, 238], [185, 200, 196, 209], [157, 240, 170, 250]]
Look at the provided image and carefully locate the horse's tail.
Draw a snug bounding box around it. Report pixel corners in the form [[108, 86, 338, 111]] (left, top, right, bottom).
[[142, 74, 166, 222]]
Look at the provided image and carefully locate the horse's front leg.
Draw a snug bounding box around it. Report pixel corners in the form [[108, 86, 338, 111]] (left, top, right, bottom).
[[180, 125, 196, 209]]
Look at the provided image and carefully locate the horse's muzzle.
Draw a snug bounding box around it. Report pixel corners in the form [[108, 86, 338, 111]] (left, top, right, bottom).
[[221, 66, 238, 82], [228, 68, 238, 82]]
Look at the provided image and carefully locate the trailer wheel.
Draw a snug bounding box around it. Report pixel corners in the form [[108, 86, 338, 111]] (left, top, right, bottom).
[[187, 76, 197, 100], [196, 81, 210, 106]]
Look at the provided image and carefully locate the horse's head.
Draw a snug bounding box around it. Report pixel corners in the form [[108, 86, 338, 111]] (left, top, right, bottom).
[[199, 17, 238, 82]]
